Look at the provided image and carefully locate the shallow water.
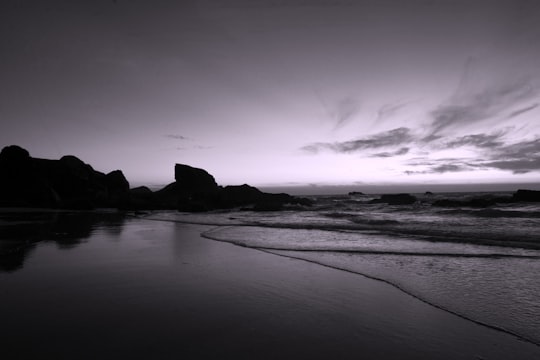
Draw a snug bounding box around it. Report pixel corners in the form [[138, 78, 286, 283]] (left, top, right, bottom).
[[143, 192, 540, 345], [1, 206, 540, 358]]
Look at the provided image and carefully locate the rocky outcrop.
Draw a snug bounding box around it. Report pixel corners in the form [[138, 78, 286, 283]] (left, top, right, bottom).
[[370, 193, 417, 205], [0, 145, 129, 209], [217, 184, 311, 211], [432, 198, 496, 208], [0, 145, 309, 211], [513, 189, 540, 202]]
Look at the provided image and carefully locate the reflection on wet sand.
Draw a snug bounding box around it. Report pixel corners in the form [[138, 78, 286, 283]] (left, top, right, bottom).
[[0, 211, 127, 272]]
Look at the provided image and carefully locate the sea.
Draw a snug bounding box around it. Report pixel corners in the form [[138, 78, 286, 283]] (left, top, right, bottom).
[[143, 191, 540, 346], [1, 190, 540, 352]]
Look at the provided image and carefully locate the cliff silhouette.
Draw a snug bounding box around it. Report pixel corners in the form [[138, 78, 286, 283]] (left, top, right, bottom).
[[0, 145, 312, 211]]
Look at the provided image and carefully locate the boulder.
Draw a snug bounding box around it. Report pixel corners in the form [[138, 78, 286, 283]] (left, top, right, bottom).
[[175, 164, 219, 196], [0, 146, 59, 207], [370, 193, 417, 205], [513, 189, 540, 202]]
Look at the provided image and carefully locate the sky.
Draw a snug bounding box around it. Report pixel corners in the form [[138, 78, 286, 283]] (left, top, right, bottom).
[[1, 0, 540, 192]]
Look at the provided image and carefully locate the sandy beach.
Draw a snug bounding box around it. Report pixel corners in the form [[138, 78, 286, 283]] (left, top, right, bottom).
[[1, 214, 539, 359]]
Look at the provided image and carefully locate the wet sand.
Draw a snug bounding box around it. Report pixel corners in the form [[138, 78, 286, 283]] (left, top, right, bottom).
[[1, 216, 539, 359]]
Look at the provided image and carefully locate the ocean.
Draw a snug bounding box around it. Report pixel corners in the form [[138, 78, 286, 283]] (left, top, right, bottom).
[[1, 190, 540, 357], [144, 191, 540, 346]]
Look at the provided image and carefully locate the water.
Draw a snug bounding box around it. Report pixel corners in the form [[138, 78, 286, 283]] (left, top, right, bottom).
[[1, 191, 540, 355], [142, 191, 540, 345]]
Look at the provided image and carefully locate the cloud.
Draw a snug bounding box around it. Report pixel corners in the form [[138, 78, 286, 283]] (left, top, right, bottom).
[[376, 102, 408, 121], [314, 91, 360, 130], [332, 97, 360, 129], [405, 160, 472, 175], [429, 77, 537, 134], [444, 132, 506, 149], [481, 138, 540, 173], [482, 158, 540, 174], [370, 147, 409, 158], [406, 137, 540, 175], [507, 103, 539, 119], [165, 134, 191, 140], [302, 127, 414, 154]]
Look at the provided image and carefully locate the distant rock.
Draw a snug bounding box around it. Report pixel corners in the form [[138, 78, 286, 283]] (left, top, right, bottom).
[[513, 189, 540, 202], [348, 191, 365, 196], [370, 193, 417, 205], [432, 198, 496, 208], [424, 191, 434, 196]]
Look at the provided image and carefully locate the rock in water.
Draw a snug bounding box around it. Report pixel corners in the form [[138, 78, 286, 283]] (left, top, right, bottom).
[[370, 193, 417, 205], [513, 189, 540, 202]]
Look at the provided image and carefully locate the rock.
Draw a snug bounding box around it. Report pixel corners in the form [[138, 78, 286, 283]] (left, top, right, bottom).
[[424, 191, 434, 196], [513, 189, 540, 202], [348, 191, 365, 196], [432, 198, 496, 208], [0, 146, 59, 207], [105, 170, 130, 206], [219, 184, 263, 207], [0, 145, 313, 211], [0, 145, 130, 209], [175, 164, 219, 196], [370, 193, 417, 205], [0, 145, 30, 161]]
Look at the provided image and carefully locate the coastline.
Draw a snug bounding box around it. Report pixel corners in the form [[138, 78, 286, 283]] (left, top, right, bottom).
[[1, 214, 539, 359]]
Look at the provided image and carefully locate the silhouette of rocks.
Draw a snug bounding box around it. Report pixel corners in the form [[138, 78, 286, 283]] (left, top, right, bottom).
[[370, 193, 417, 205], [0, 211, 126, 272], [0, 145, 59, 207], [217, 184, 311, 211], [513, 189, 540, 202], [0, 145, 310, 211], [348, 191, 365, 196], [0, 145, 129, 209], [432, 198, 496, 208]]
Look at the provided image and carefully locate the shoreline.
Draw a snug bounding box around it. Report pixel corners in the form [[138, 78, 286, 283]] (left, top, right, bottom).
[[1, 215, 540, 358]]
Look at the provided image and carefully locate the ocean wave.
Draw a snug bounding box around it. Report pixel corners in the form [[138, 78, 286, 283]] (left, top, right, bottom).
[[438, 208, 540, 218]]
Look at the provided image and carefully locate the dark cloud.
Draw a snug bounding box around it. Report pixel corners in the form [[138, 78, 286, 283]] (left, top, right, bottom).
[[493, 138, 540, 160], [482, 158, 540, 174], [370, 147, 409, 158], [165, 134, 191, 140], [406, 138, 540, 175], [429, 77, 537, 134], [481, 138, 540, 173], [302, 127, 413, 154], [405, 161, 471, 175], [507, 103, 539, 119], [445, 132, 506, 149]]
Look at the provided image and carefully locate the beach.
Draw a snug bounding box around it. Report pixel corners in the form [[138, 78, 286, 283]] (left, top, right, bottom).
[[1, 212, 539, 359]]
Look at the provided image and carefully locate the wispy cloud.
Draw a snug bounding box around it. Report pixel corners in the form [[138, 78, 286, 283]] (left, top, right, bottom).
[[376, 102, 408, 122], [332, 97, 360, 129], [405, 137, 540, 175], [314, 91, 360, 130], [444, 132, 506, 149], [405, 161, 473, 175], [482, 138, 540, 173], [507, 103, 539, 119], [429, 75, 537, 135], [165, 134, 191, 140], [370, 147, 409, 158], [302, 127, 413, 154]]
